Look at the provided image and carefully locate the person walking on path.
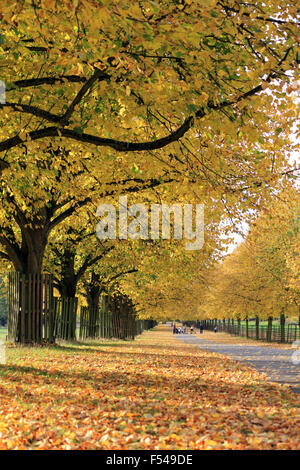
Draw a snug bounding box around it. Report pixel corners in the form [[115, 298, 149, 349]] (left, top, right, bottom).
[[214, 326, 218, 333], [190, 325, 194, 334], [173, 324, 176, 334], [200, 324, 204, 334]]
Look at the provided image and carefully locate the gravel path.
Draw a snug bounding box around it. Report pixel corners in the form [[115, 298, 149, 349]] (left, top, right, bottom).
[[176, 334, 300, 394]]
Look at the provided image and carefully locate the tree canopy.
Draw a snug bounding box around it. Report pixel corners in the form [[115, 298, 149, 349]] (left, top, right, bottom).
[[197, 185, 300, 323], [0, 0, 298, 160]]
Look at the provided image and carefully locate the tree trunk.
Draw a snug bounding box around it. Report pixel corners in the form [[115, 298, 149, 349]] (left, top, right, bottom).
[[86, 290, 101, 338], [8, 228, 49, 344], [267, 316, 273, 342], [280, 312, 285, 343], [2, 202, 54, 345], [84, 272, 103, 339], [255, 316, 259, 340], [59, 248, 77, 298], [54, 249, 78, 341]]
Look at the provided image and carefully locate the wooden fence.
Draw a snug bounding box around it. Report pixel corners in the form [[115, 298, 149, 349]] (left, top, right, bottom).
[[79, 305, 100, 339], [79, 295, 156, 341], [8, 272, 54, 344], [53, 297, 78, 341], [134, 319, 157, 336], [7, 273, 155, 344], [79, 306, 136, 340]]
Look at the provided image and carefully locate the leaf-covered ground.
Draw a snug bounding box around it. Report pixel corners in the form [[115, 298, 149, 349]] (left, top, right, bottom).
[[0, 325, 299, 450]]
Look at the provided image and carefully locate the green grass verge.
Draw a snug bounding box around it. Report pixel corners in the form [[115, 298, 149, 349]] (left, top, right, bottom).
[[0, 328, 7, 341]]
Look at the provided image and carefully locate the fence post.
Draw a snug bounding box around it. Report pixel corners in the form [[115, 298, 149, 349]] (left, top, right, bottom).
[[8, 272, 54, 344], [267, 316, 273, 342], [255, 316, 259, 340], [280, 313, 285, 343], [237, 317, 241, 336]]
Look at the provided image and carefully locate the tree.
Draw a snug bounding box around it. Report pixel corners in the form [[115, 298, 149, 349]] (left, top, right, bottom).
[[0, 0, 296, 271], [197, 185, 300, 341], [0, 1, 298, 343], [0, 146, 171, 343], [1, 0, 298, 276]]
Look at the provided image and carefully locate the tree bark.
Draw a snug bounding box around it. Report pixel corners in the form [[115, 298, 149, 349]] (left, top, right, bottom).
[[255, 316, 259, 340], [85, 273, 102, 338], [267, 316, 273, 342], [7, 226, 50, 344], [280, 312, 285, 343], [237, 317, 241, 336]]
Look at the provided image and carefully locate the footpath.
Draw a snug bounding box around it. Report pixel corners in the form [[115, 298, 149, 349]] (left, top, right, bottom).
[[177, 331, 300, 394]]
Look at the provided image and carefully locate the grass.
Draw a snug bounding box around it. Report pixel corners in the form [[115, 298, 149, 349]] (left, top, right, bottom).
[[194, 329, 293, 349], [234, 318, 299, 327], [0, 327, 7, 341]]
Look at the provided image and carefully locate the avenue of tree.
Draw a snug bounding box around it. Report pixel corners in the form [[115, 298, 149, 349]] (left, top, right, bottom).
[[0, 0, 298, 343]]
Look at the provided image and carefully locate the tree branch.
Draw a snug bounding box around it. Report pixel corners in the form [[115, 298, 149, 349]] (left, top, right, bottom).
[[0, 102, 63, 124], [62, 68, 110, 122], [0, 49, 293, 157], [0, 251, 10, 261], [7, 75, 88, 90], [49, 197, 91, 231], [76, 247, 114, 282], [0, 118, 195, 153], [47, 176, 175, 231], [108, 268, 138, 284]]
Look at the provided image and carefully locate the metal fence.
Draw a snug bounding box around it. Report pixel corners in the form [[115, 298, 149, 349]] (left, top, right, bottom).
[[202, 319, 300, 344]]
